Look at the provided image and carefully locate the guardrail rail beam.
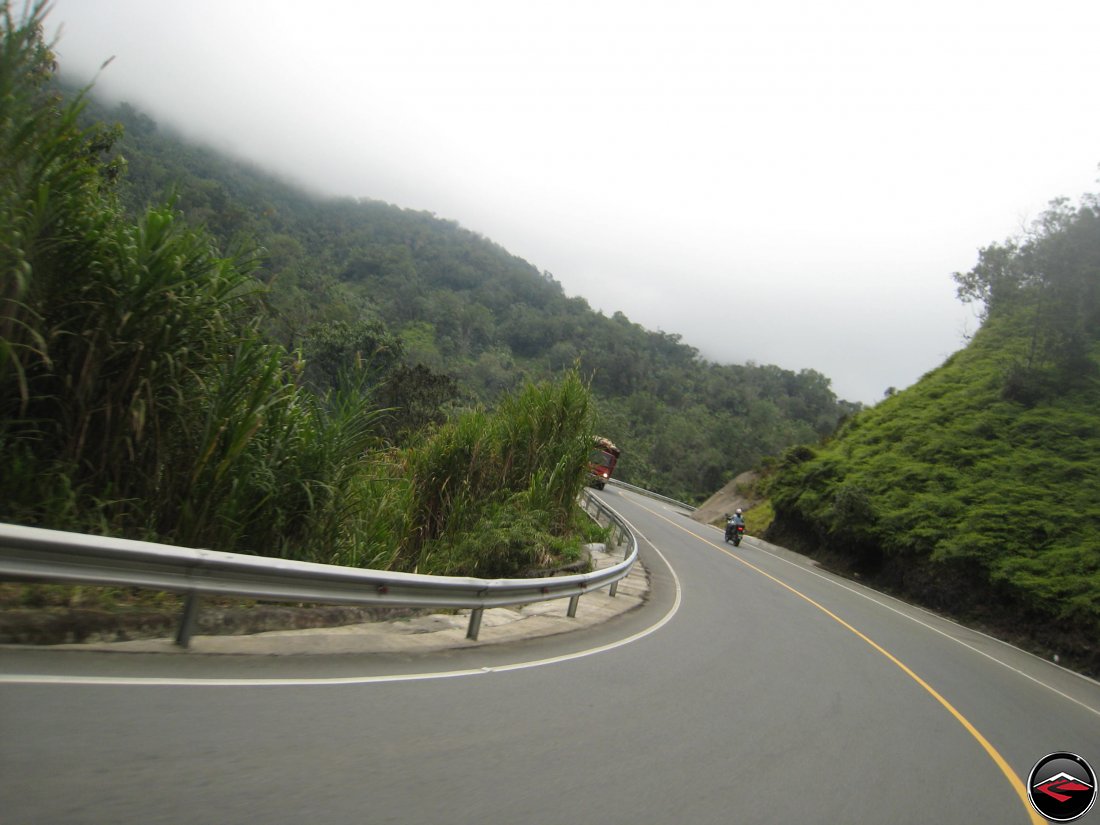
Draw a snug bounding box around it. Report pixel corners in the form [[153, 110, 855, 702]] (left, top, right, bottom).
[[0, 489, 638, 647]]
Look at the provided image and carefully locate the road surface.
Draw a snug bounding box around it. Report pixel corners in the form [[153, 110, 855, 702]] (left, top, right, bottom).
[[2, 487, 1098, 823]]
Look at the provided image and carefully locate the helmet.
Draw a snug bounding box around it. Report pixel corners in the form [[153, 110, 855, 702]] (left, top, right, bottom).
[[735, 508, 742, 515]]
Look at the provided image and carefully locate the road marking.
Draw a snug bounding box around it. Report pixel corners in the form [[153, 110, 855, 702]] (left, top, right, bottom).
[[739, 535, 1100, 718], [0, 501, 683, 688], [652, 504, 1099, 714], [635, 500, 1045, 825]]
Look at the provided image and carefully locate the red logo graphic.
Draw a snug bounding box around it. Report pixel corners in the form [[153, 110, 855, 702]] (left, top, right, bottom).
[[1035, 772, 1093, 804]]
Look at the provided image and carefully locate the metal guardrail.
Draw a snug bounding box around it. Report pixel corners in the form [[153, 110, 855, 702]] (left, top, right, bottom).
[[604, 477, 697, 512], [0, 488, 637, 647], [578, 490, 631, 550]]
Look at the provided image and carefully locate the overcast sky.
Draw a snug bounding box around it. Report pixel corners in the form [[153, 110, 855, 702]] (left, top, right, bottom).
[[46, 0, 1100, 403]]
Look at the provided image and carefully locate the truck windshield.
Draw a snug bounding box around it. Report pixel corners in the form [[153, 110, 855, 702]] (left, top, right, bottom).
[[589, 449, 615, 466]]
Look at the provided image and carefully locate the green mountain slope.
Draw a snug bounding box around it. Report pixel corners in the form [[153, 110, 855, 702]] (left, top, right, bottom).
[[73, 94, 858, 503], [765, 197, 1100, 674]]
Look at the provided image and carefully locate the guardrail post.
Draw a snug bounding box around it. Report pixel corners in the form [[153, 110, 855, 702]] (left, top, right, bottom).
[[466, 608, 484, 640], [175, 592, 202, 648], [567, 594, 580, 617], [609, 580, 619, 597]]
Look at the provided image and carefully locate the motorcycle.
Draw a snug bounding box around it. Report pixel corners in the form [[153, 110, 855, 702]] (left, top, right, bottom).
[[724, 516, 745, 546]]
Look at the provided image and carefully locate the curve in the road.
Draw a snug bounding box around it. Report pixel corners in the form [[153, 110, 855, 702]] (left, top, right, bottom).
[[630, 498, 1046, 825], [5, 488, 1095, 825]]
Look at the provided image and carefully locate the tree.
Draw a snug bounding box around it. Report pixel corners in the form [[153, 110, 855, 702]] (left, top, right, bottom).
[[954, 194, 1100, 380], [300, 319, 402, 394]]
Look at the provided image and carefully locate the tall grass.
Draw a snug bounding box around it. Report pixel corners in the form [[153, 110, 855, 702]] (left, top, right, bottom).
[[394, 370, 596, 576], [0, 4, 382, 561]]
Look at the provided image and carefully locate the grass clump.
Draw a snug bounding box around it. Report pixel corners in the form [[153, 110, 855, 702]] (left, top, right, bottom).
[[389, 370, 597, 577]]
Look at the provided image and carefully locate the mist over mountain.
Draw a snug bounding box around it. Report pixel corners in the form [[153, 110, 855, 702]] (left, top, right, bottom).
[[85, 93, 859, 503]]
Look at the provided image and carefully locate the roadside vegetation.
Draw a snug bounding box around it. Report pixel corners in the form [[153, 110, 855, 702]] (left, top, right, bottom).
[[763, 194, 1100, 674], [0, 3, 600, 584]]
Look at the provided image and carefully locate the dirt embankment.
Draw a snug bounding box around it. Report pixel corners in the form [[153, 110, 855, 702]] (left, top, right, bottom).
[[690, 471, 762, 527]]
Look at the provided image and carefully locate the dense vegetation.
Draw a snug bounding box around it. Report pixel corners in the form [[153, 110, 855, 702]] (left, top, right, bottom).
[[764, 195, 1100, 673], [0, 3, 603, 577]]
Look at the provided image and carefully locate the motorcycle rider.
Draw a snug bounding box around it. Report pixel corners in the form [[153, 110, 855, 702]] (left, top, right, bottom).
[[725, 508, 745, 542]]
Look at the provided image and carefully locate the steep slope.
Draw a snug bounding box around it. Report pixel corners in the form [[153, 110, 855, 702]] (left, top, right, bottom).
[[764, 198, 1100, 674]]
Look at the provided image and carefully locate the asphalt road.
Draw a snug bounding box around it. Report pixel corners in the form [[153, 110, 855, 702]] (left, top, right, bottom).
[[2, 487, 1098, 824]]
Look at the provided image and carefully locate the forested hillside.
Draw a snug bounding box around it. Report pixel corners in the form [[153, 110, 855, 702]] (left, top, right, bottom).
[[80, 95, 858, 503], [763, 196, 1100, 674]]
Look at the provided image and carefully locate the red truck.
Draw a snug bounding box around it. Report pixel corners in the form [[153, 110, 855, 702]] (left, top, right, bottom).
[[588, 437, 620, 490]]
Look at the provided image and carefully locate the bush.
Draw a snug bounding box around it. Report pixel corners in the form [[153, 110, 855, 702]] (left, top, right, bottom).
[[394, 370, 596, 575]]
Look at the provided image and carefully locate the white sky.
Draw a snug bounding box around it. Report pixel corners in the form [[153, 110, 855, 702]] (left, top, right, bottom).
[[46, 0, 1100, 403]]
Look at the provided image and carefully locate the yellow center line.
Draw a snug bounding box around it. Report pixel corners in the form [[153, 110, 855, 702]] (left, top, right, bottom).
[[638, 501, 1044, 825]]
